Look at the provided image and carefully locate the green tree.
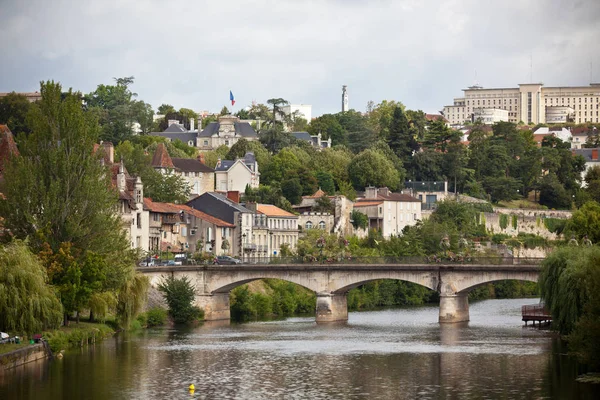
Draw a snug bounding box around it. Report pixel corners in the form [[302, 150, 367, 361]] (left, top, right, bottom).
[[539, 173, 572, 209], [338, 110, 374, 153], [313, 146, 353, 186], [308, 114, 346, 144], [348, 149, 401, 190], [314, 195, 334, 213], [0, 92, 32, 136], [281, 178, 303, 205], [0, 81, 142, 326], [157, 275, 203, 324], [259, 126, 294, 154], [0, 241, 63, 335], [366, 100, 405, 140], [266, 98, 289, 126], [131, 100, 154, 134], [351, 210, 368, 229], [315, 171, 336, 194], [387, 106, 417, 164], [157, 104, 176, 115], [219, 106, 230, 116], [566, 201, 600, 243]]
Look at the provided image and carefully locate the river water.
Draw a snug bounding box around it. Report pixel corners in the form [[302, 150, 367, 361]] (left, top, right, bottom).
[[2, 298, 598, 399]]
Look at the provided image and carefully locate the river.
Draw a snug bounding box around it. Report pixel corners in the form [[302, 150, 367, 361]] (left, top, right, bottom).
[[2, 298, 598, 399]]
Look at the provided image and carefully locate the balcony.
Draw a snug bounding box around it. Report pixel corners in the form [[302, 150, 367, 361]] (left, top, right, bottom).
[[243, 243, 257, 251]]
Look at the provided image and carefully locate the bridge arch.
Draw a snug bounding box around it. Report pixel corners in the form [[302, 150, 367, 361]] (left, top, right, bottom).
[[332, 275, 437, 295], [211, 276, 316, 294], [456, 276, 539, 295]]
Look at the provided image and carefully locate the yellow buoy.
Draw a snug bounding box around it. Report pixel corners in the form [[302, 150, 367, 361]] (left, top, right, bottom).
[[189, 384, 195, 391]]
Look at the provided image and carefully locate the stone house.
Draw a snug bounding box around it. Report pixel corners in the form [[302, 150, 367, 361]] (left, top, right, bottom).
[[291, 132, 332, 149], [110, 158, 149, 252], [215, 152, 260, 192], [353, 187, 422, 238], [151, 143, 214, 197], [197, 115, 259, 150], [244, 203, 299, 259], [186, 192, 254, 258], [293, 189, 354, 236]]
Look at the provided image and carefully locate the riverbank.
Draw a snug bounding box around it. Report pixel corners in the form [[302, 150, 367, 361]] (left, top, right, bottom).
[[0, 344, 48, 371], [43, 322, 115, 353]]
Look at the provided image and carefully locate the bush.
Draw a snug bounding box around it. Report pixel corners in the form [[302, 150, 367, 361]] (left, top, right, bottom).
[[157, 276, 203, 324], [146, 307, 168, 327]]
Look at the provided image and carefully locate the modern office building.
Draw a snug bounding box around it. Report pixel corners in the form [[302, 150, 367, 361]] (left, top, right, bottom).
[[443, 83, 600, 126]]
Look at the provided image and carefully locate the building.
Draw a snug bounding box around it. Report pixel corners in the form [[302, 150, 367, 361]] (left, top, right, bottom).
[[187, 192, 254, 258], [292, 132, 332, 149], [443, 83, 600, 126], [473, 108, 509, 124], [571, 126, 598, 149], [293, 189, 354, 236], [244, 203, 300, 258], [150, 115, 258, 150], [532, 127, 572, 147], [280, 104, 312, 126], [143, 198, 235, 255], [215, 152, 260, 192], [353, 187, 421, 238], [0, 92, 42, 102], [572, 148, 600, 186], [297, 212, 335, 234], [151, 143, 214, 197], [111, 159, 149, 252]]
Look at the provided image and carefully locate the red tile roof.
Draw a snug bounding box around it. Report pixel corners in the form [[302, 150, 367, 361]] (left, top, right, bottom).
[[177, 204, 235, 227], [304, 189, 326, 199], [151, 143, 174, 168], [354, 201, 383, 207], [143, 198, 180, 213], [257, 204, 296, 217], [425, 114, 449, 123]]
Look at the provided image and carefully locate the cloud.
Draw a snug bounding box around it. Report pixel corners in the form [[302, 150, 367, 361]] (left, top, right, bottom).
[[1, 0, 599, 116]]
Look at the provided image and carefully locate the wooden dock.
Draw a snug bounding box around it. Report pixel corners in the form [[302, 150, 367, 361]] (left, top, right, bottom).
[[522, 304, 552, 327]]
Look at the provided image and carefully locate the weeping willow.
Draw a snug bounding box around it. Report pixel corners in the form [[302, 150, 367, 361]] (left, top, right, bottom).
[[116, 271, 149, 328], [0, 241, 63, 335]]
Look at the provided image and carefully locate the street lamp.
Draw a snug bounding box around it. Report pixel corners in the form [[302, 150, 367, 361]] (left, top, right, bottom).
[[158, 228, 164, 261], [269, 231, 273, 261], [242, 233, 247, 262]]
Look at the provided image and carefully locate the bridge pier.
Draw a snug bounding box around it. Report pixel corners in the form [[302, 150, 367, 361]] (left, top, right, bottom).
[[196, 293, 231, 321], [439, 293, 469, 323], [316, 293, 348, 323]]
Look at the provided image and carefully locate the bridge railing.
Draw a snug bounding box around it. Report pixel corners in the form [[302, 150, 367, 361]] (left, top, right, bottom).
[[241, 256, 544, 265]]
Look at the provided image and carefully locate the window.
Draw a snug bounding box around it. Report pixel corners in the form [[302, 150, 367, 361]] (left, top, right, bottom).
[[318, 221, 326, 230], [181, 227, 187, 237], [188, 141, 194, 146], [136, 213, 142, 229], [305, 221, 313, 229], [225, 140, 230, 146], [203, 140, 208, 146]]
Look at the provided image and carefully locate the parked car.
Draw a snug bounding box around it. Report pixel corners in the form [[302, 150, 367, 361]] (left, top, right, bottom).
[[139, 259, 156, 267], [214, 256, 241, 265]]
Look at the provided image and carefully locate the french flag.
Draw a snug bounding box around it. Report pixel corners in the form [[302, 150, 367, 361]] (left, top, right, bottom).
[[230, 90, 235, 106]]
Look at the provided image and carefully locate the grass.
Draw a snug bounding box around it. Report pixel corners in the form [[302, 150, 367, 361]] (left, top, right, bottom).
[[497, 199, 548, 210], [43, 321, 115, 353], [0, 342, 30, 355]]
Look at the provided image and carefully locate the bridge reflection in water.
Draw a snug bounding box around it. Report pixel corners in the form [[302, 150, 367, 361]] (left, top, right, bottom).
[[138, 257, 543, 324]]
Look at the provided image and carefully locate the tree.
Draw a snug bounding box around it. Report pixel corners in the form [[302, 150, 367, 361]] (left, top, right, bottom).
[[85, 76, 138, 143], [266, 98, 289, 126], [339, 110, 374, 153], [157, 104, 176, 115], [351, 210, 368, 229], [260, 126, 294, 154], [314, 195, 334, 213], [387, 106, 418, 164], [131, 100, 154, 134], [0, 81, 142, 325], [308, 114, 345, 144], [366, 100, 405, 140], [0, 241, 63, 335], [348, 149, 401, 190], [281, 178, 303, 205], [219, 106, 230, 116], [313, 146, 353, 186], [157, 275, 203, 324], [0, 92, 32, 136], [315, 171, 335, 194], [539, 174, 572, 209], [566, 201, 600, 243]]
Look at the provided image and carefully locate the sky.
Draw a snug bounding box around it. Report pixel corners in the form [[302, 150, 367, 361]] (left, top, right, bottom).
[[1, 0, 600, 117]]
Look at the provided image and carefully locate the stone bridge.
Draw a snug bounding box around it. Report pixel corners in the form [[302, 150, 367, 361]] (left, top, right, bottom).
[[139, 263, 541, 324]]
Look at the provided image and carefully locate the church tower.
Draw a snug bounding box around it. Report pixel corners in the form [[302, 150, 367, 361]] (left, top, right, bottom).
[[342, 85, 348, 112]]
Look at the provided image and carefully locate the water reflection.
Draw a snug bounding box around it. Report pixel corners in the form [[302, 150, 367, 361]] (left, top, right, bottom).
[[1, 299, 599, 399]]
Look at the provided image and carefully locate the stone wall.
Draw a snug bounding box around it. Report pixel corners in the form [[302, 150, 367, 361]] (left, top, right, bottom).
[[0, 344, 49, 372], [483, 212, 559, 239]]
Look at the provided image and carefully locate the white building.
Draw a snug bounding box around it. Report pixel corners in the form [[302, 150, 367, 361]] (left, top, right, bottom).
[[353, 187, 422, 238], [280, 104, 312, 130], [443, 83, 600, 126], [215, 152, 260, 192], [473, 108, 509, 124]]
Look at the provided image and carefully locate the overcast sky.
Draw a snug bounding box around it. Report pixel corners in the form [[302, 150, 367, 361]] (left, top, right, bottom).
[[1, 0, 599, 117]]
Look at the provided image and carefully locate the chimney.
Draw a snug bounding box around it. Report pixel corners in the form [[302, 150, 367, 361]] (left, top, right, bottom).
[[103, 142, 114, 164], [216, 158, 221, 169], [227, 191, 240, 203], [190, 117, 195, 132], [378, 187, 390, 197], [167, 119, 180, 127], [365, 186, 378, 199], [592, 149, 599, 161], [245, 202, 257, 212], [198, 153, 205, 164]]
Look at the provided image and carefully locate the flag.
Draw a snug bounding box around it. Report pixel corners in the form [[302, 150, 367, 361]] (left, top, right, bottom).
[[230, 90, 235, 106]]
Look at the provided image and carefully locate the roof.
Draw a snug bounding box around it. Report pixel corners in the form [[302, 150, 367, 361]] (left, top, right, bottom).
[[378, 192, 421, 202], [573, 148, 600, 162], [163, 124, 187, 133], [197, 122, 258, 138], [149, 131, 198, 144], [151, 143, 174, 168], [215, 159, 236, 171], [143, 198, 181, 213], [354, 201, 383, 207], [172, 158, 214, 173], [186, 192, 252, 224], [425, 114, 449, 123], [176, 204, 235, 227], [0, 125, 19, 174], [257, 204, 297, 218], [292, 132, 312, 141], [305, 189, 326, 199]]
